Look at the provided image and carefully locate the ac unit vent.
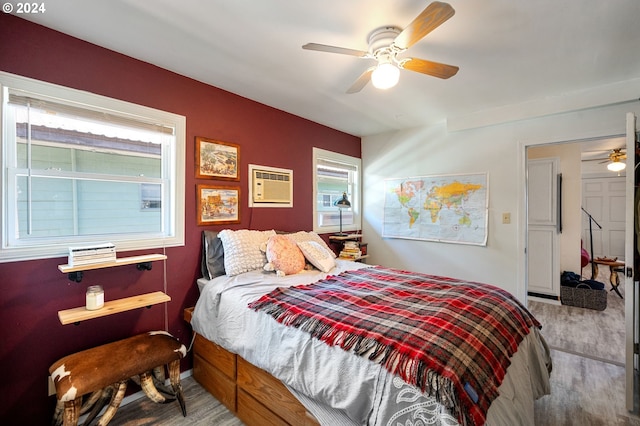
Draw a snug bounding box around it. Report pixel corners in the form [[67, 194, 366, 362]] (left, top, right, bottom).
[[250, 165, 293, 207]]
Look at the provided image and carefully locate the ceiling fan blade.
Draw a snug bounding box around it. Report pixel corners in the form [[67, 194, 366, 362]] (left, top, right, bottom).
[[393, 1, 455, 50], [401, 58, 459, 79], [346, 67, 375, 94], [583, 154, 626, 163], [302, 43, 369, 58]]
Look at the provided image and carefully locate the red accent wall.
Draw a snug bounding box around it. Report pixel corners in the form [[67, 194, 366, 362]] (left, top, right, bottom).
[[0, 15, 360, 423]]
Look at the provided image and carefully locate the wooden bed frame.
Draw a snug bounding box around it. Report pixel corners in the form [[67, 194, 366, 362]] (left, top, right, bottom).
[[184, 307, 320, 426]]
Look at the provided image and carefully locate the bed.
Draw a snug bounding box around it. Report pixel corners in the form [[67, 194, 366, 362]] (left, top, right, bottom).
[[187, 229, 552, 426]]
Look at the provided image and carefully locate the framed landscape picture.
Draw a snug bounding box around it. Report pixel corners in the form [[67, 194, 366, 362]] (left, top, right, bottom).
[[196, 137, 240, 180], [197, 185, 240, 225]]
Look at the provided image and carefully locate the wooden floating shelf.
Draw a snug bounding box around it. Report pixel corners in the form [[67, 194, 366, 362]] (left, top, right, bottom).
[[58, 291, 171, 325], [58, 254, 167, 273]]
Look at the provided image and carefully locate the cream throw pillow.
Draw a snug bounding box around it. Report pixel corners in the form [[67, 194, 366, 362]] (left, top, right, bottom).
[[297, 241, 336, 273], [218, 229, 276, 276]]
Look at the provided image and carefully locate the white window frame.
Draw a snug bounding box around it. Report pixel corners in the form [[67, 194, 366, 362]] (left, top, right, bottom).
[[0, 71, 186, 262], [312, 147, 361, 234]]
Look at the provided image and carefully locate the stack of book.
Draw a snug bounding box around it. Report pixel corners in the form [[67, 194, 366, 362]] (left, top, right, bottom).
[[68, 243, 116, 267], [339, 241, 362, 260]]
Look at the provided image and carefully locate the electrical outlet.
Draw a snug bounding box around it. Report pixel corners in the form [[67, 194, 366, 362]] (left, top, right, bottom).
[[48, 376, 56, 396], [502, 212, 511, 224]]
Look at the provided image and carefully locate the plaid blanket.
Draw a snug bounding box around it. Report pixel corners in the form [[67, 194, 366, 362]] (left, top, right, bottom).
[[249, 267, 540, 426]]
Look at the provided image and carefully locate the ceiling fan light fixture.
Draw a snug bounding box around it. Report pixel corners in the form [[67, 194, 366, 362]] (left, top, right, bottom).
[[607, 160, 626, 172], [371, 62, 400, 90], [303, 3, 458, 94]]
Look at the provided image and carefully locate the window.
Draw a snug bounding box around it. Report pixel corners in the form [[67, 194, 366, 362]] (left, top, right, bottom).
[[312, 148, 361, 234], [0, 72, 185, 262]]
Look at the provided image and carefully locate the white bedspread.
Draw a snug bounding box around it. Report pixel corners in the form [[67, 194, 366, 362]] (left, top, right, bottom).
[[191, 261, 551, 425]]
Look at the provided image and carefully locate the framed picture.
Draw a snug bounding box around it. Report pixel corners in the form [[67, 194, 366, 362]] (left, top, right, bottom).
[[197, 185, 240, 225], [195, 137, 240, 180]]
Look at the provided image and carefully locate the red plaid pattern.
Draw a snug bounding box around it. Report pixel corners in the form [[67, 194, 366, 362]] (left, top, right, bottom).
[[249, 266, 540, 426]]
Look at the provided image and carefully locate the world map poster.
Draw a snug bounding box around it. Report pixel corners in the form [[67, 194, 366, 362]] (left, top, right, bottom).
[[383, 173, 488, 245]]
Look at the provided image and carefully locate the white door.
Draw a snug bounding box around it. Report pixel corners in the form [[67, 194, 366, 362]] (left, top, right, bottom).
[[624, 112, 637, 410], [527, 158, 560, 297], [582, 176, 626, 261]]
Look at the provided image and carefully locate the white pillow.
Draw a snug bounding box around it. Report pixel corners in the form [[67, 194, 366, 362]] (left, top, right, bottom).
[[285, 231, 337, 258], [297, 241, 336, 273], [218, 229, 276, 276]]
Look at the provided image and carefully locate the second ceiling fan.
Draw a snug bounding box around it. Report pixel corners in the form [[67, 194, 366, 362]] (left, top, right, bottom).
[[584, 148, 627, 172], [303, 1, 459, 93], [603, 148, 627, 172]]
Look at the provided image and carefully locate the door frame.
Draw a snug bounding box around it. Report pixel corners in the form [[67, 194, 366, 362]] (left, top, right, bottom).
[[518, 118, 636, 411], [624, 112, 636, 410]]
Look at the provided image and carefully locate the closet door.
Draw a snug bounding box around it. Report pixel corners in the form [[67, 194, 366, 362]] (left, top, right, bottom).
[[527, 158, 560, 297], [582, 177, 626, 261]]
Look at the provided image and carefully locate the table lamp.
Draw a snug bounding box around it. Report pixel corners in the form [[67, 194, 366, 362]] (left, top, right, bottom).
[[334, 192, 351, 236]]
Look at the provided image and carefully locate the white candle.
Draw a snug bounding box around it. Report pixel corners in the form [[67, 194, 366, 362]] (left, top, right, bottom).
[[86, 285, 104, 310]]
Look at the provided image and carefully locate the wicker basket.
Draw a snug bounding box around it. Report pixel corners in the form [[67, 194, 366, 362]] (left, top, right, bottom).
[[560, 284, 607, 311]]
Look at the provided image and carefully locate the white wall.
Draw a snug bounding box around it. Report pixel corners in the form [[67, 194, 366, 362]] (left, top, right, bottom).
[[362, 100, 640, 302]]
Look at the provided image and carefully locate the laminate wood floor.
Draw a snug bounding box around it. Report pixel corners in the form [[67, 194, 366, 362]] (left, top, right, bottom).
[[528, 266, 640, 425], [528, 266, 625, 365], [109, 376, 242, 425], [534, 349, 640, 426]]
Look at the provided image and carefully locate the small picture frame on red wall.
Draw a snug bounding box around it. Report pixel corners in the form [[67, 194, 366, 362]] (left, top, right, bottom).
[[197, 184, 240, 225], [195, 137, 240, 181]]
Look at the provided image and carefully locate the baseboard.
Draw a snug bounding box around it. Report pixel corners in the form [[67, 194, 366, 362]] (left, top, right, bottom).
[[527, 291, 559, 301], [527, 294, 561, 305]]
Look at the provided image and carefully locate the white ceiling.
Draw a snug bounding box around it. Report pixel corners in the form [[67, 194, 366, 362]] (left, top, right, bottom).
[[19, 0, 640, 137]]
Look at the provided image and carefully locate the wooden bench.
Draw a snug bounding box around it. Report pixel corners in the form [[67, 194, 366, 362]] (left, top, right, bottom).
[[49, 331, 187, 426]]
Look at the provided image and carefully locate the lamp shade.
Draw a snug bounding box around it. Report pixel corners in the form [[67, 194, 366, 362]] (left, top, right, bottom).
[[335, 192, 351, 208], [607, 161, 626, 172], [371, 63, 400, 90]]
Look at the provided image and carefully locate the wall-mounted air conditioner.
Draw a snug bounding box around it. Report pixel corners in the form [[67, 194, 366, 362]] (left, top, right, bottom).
[[249, 164, 293, 207]]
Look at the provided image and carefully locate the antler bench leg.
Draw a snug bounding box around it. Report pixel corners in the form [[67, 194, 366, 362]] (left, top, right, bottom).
[[83, 386, 115, 426], [168, 359, 186, 416], [61, 397, 81, 426], [96, 381, 127, 426]]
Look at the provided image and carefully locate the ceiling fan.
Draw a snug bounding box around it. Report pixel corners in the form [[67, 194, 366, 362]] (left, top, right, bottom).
[[302, 1, 459, 93], [603, 148, 627, 172], [584, 148, 627, 171]]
